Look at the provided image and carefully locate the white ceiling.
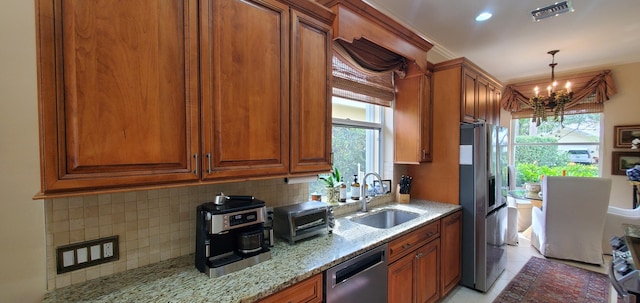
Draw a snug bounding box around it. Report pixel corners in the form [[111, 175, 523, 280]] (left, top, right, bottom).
[[363, 0, 640, 84]]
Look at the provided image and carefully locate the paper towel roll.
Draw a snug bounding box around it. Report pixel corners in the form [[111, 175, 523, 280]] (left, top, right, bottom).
[[284, 175, 318, 184]]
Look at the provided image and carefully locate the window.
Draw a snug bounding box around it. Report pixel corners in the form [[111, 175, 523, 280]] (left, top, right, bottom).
[[309, 97, 384, 196], [511, 113, 601, 187]]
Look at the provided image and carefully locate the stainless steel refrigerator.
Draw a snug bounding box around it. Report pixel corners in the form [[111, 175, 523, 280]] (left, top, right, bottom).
[[459, 123, 508, 292]]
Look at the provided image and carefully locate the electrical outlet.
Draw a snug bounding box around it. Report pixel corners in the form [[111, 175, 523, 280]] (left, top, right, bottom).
[[56, 235, 119, 274], [103, 242, 114, 258]]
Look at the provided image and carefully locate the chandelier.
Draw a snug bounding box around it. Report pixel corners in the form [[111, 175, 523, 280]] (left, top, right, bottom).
[[530, 50, 574, 126]]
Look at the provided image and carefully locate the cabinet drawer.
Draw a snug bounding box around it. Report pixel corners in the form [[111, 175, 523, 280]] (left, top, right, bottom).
[[258, 274, 323, 303], [388, 221, 440, 263]]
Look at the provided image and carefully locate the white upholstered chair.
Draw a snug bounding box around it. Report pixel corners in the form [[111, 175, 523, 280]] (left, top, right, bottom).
[[506, 196, 519, 245], [602, 205, 640, 254], [530, 176, 612, 264]]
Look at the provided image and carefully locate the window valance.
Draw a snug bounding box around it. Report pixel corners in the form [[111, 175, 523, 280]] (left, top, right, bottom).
[[500, 70, 617, 118], [332, 39, 408, 107]]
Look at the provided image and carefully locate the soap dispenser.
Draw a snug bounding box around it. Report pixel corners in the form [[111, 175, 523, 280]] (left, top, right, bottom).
[[350, 175, 360, 200]]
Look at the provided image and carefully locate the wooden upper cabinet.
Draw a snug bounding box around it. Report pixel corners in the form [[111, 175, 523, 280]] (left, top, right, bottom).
[[435, 58, 502, 125], [419, 73, 433, 162], [35, 0, 335, 196], [201, 0, 290, 179], [35, 0, 200, 194], [487, 84, 501, 125], [394, 65, 433, 164], [477, 77, 489, 122], [462, 69, 477, 123], [494, 89, 502, 125], [289, 9, 333, 174]]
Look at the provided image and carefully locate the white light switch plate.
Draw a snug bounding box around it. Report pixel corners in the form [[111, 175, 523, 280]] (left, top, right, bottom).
[[62, 250, 75, 267], [90, 245, 101, 261], [77, 247, 88, 263]]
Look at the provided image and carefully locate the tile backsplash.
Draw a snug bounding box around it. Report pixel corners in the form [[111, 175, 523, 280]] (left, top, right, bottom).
[[45, 179, 309, 290]]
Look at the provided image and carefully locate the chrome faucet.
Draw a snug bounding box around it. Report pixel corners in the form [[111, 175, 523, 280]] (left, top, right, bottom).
[[361, 172, 383, 212]]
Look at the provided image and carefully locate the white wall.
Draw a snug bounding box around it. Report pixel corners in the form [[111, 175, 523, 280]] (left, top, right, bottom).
[[602, 62, 640, 208], [0, 1, 47, 302]]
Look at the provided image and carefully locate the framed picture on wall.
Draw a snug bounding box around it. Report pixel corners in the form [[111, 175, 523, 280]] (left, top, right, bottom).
[[614, 125, 640, 148], [612, 151, 640, 175], [373, 179, 392, 194]]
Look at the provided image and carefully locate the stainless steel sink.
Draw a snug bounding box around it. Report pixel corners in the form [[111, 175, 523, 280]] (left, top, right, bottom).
[[350, 209, 420, 229]]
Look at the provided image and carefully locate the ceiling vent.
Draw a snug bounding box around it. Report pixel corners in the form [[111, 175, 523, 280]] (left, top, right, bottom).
[[530, 1, 574, 21]]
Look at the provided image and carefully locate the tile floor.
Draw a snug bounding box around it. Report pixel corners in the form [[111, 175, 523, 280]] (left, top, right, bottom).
[[440, 234, 617, 303]]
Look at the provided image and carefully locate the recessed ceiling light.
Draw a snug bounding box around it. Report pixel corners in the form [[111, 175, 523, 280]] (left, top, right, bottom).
[[476, 12, 492, 22]]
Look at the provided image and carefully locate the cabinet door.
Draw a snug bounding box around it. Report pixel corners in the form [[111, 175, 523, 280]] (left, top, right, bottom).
[[494, 89, 502, 125], [476, 77, 489, 122], [394, 71, 432, 164], [488, 84, 502, 125], [257, 274, 323, 303], [419, 74, 433, 162], [461, 69, 477, 123], [414, 239, 440, 303], [388, 252, 414, 303], [201, 0, 290, 180], [290, 9, 332, 174], [441, 210, 462, 296], [486, 85, 496, 124], [36, 0, 200, 194]]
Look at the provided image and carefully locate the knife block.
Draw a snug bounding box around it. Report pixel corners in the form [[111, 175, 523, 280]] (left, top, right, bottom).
[[396, 184, 410, 204]]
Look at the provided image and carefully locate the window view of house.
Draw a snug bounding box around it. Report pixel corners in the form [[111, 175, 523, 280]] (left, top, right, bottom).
[[511, 113, 601, 187]]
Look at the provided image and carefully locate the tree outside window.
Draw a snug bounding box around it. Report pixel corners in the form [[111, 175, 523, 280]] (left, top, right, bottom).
[[512, 114, 600, 187]]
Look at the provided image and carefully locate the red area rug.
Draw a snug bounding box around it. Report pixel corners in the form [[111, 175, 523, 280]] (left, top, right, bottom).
[[493, 257, 609, 303]]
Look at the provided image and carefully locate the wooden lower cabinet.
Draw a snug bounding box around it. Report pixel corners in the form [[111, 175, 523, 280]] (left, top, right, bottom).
[[388, 239, 440, 303], [257, 274, 322, 303], [388, 213, 461, 303], [440, 210, 462, 296], [388, 251, 415, 302]]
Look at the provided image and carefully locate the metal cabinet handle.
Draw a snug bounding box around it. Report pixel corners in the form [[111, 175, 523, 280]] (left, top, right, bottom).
[[206, 153, 212, 174], [422, 150, 426, 160], [193, 154, 199, 175], [415, 252, 424, 259], [402, 243, 412, 250]]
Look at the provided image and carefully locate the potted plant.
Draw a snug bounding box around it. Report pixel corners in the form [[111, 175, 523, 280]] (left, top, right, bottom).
[[319, 167, 341, 204]]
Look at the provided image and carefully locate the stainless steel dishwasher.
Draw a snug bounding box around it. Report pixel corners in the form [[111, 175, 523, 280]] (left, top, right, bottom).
[[324, 243, 388, 303]]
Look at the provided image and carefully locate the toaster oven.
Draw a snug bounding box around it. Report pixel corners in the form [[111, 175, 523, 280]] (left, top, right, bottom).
[[273, 201, 332, 244]]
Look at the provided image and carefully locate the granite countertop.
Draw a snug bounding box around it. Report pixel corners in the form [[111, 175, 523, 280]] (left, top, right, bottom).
[[43, 199, 461, 303]]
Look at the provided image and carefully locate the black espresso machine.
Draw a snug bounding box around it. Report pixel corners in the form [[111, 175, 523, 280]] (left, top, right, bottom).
[[195, 193, 271, 278]]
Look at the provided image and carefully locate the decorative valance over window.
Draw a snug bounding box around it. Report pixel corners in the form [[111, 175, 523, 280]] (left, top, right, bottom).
[[332, 39, 408, 107], [500, 70, 617, 118]]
